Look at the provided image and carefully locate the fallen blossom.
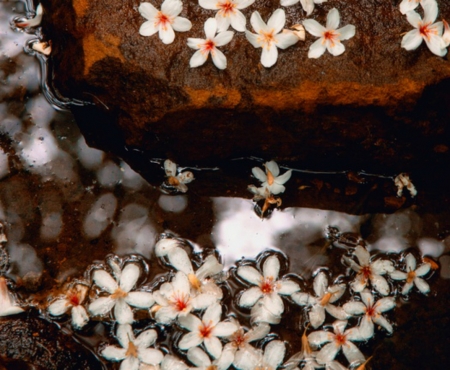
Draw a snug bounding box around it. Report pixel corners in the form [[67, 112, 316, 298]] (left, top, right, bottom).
[[162, 159, 194, 193], [187, 346, 235, 370], [16, 3, 43, 28], [303, 8, 355, 58], [308, 320, 364, 366], [247, 185, 283, 218], [187, 18, 234, 70], [48, 283, 89, 329], [292, 271, 348, 328], [88, 263, 155, 324], [178, 302, 238, 359], [250, 160, 292, 195], [390, 253, 431, 294], [401, 0, 447, 57], [280, 0, 327, 17], [139, 0, 192, 45], [399, 0, 421, 15], [233, 340, 286, 370], [199, 0, 255, 32], [0, 277, 24, 316], [342, 245, 394, 296], [245, 9, 299, 68], [101, 324, 164, 369], [237, 255, 300, 321], [394, 173, 417, 197], [290, 24, 306, 41], [343, 289, 395, 338]]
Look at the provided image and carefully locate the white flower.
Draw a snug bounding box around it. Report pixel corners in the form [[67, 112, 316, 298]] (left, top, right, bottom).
[[443, 19, 450, 47], [399, 0, 422, 15], [233, 340, 286, 370], [394, 173, 417, 198], [187, 346, 235, 370], [292, 271, 348, 329], [0, 277, 24, 317], [152, 271, 217, 324], [178, 302, 238, 359], [245, 9, 299, 68], [308, 320, 364, 366], [101, 324, 164, 369], [343, 289, 395, 339], [401, 0, 447, 57], [163, 159, 194, 193], [303, 8, 355, 58], [48, 283, 89, 329], [390, 253, 431, 294], [88, 263, 155, 324], [342, 245, 394, 296], [16, 3, 43, 28], [139, 0, 192, 45], [187, 18, 234, 70], [199, 0, 255, 32], [237, 255, 300, 322], [280, 0, 327, 17], [251, 160, 292, 195]]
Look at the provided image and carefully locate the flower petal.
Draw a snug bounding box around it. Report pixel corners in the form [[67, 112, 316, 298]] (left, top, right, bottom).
[[72, 305, 89, 329], [325, 304, 350, 320], [372, 315, 393, 334], [277, 280, 300, 295], [135, 329, 158, 348], [300, 0, 315, 16], [234, 347, 262, 370], [101, 345, 127, 361], [240, 286, 263, 307], [230, 10, 247, 32], [139, 3, 158, 21], [250, 11, 268, 34], [120, 264, 140, 293], [140, 21, 159, 37], [424, 33, 447, 57], [342, 341, 365, 365], [423, 0, 438, 25], [161, 355, 189, 370], [354, 246, 370, 266], [192, 293, 218, 310], [265, 161, 280, 177], [275, 169, 293, 184], [117, 324, 133, 348], [212, 48, 227, 70], [371, 274, 390, 296], [262, 292, 284, 316], [190, 50, 208, 68], [400, 0, 419, 15], [263, 255, 280, 280], [250, 301, 281, 324], [212, 322, 238, 337], [313, 272, 328, 297], [309, 304, 326, 328], [390, 270, 407, 280], [402, 281, 414, 295], [269, 183, 286, 195], [371, 259, 394, 275], [337, 25, 355, 41], [204, 18, 218, 40], [168, 247, 194, 274], [326, 8, 340, 30], [303, 19, 326, 37], [214, 31, 234, 47], [375, 297, 396, 313], [308, 330, 331, 347], [179, 313, 202, 331], [187, 347, 211, 367], [316, 342, 340, 364], [161, 0, 183, 17], [343, 301, 365, 316], [414, 277, 430, 294], [402, 29, 423, 51], [359, 315, 374, 339], [115, 299, 134, 324], [120, 356, 139, 370], [267, 9, 286, 34], [246, 323, 271, 342], [291, 292, 314, 306], [308, 38, 326, 59], [179, 331, 204, 350], [88, 296, 116, 316], [94, 270, 118, 293], [203, 302, 222, 326], [263, 340, 286, 369], [139, 348, 164, 365], [238, 266, 263, 285], [252, 167, 267, 182], [172, 16, 192, 32], [48, 299, 71, 316], [155, 306, 179, 323], [415, 263, 431, 277], [205, 335, 223, 359], [160, 24, 176, 44]]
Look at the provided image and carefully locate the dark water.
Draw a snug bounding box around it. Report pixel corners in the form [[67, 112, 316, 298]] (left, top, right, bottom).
[[1, 1, 450, 369]]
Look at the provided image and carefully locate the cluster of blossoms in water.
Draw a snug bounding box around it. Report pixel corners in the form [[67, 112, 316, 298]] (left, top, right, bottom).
[[1, 226, 438, 370]]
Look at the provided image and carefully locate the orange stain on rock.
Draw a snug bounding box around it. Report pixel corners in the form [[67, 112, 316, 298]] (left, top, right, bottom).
[[82, 34, 125, 75], [185, 86, 241, 108], [73, 0, 89, 18]]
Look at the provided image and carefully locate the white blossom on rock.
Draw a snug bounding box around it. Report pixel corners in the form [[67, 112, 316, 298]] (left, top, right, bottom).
[[237, 255, 300, 323], [308, 320, 364, 366], [245, 9, 299, 68], [343, 289, 395, 339], [233, 340, 286, 370], [390, 253, 431, 295], [88, 263, 155, 324], [162, 159, 195, 193], [188, 18, 234, 70], [0, 277, 24, 316], [250, 160, 292, 195], [178, 302, 238, 359], [48, 283, 89, 329], [280, 0, 327, 17], [342, 245, 394, 296], [292, 271, 348, 329], [199, 0, 255, 32], [101, 324, 164, 369], [303, 8, 355, 58], [401, 0, 447, 57], [139, 0, 192, 45]]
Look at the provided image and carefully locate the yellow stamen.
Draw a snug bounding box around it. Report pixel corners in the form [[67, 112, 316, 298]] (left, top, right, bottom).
[[111, 288, 128, 299]]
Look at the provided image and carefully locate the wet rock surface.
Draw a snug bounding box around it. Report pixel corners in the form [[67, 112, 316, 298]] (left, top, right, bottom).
[[41, 0, 450, 177]]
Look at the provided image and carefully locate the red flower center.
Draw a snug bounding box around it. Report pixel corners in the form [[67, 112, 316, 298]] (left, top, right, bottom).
[[157, 12, 170, 30], [335, 332, 347, 346], [360, 265, 372, 280], [260, 277, 274, 294], [68, 293, 80, 306], [172, 293, 190, 312], [323, 30, 338, 47], [366, 304, 376, 317], [419, 23, 435, 41], [219, 1, 236, 15], [199, 321, 214, 338], [204, 40, 216, 52]]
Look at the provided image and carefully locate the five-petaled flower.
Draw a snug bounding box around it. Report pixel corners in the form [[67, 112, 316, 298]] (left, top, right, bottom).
[[237, 255, 300, 323], [88, 263, 155, 324], [343, 289, 395, 339], [250, 160, 292, 195], [292, 271, 348, 329], [187, 18, 234, 70], [101, 324, 164, 369], [139, 0, 192, 44], [401, 0, 447, 57], [163, 159, 195, 193], [245, 9, 299, 68], [342, 245, 394, 296], [280, 0, 327, 17], [48, 283, 89, 329], [178, 302, 238, 359], [308, 320, 365, 366], [390, 253, 431, 295], [303, 8, 355, 58], [199, 0, 255, 32]]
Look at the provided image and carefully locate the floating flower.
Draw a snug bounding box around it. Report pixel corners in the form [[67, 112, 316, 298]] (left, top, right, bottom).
[[138, 0, 192, 45], [401, 0, 447, 57], [390, 253, 431, 294], [237, 255, 300, 322], [233, 340, 286, 370], [48, 283, 89, 329], [88, 263, 155, 324], [162, 159, 194, 193], [0, 277, 24, 316], [342, 245, 394, 296], [250, 160, 292, 195], [343, 289, 395, 339], [187, 18, 234, 70], [303, 8, 355, 58], [292, 271, 348, 329], [308, 320, 364, 366], [199, 0, 255, 32], [399, 0, 422, 15], [101, 324, 164, 369], [15, 3, 43, 28], [187, 346, 235, 370], [394, 173, 417, 197], [245, 9, 299, 68], [280, 0, 327, 17], [152, 271, 217, 324], [178, 302, 238, 359]]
